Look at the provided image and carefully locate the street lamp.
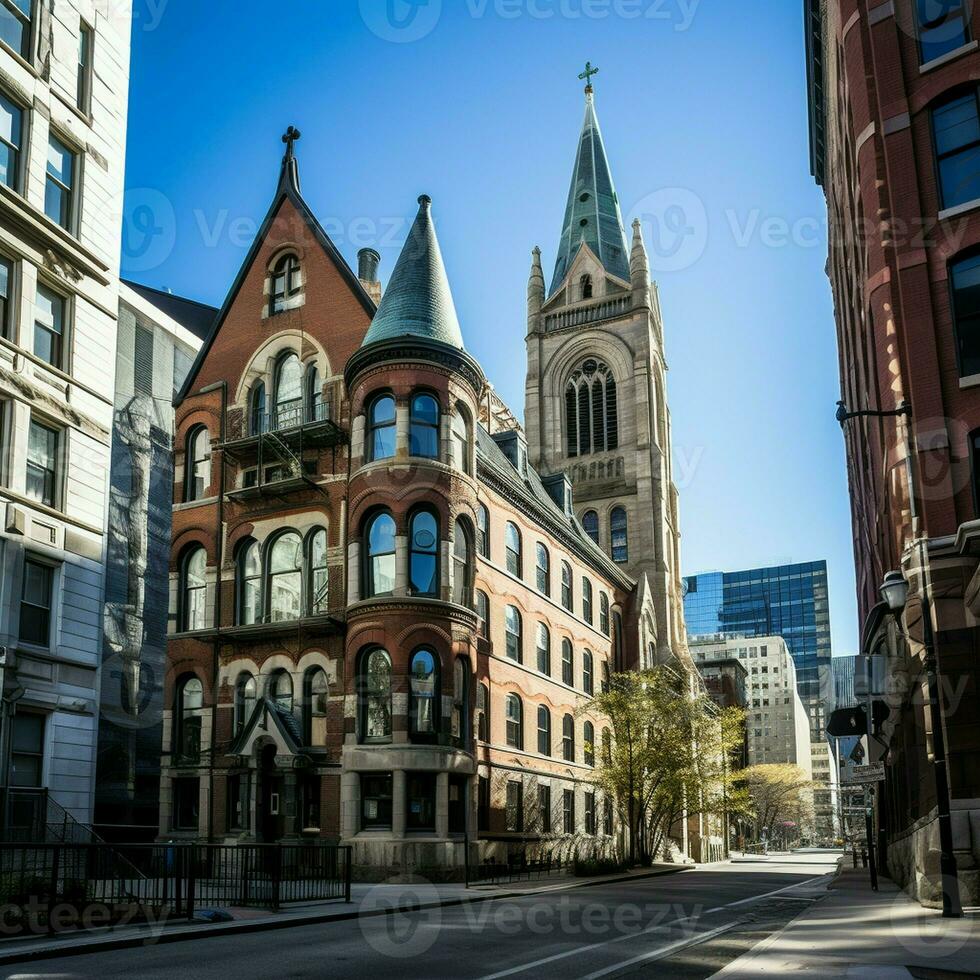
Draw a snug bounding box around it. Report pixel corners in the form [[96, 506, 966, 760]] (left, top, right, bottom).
[[879, 571, 908, 612], [836, 394, 962, 917]]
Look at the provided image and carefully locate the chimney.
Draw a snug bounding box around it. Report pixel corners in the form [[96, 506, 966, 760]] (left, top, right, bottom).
[[358, 248, 382, 304]]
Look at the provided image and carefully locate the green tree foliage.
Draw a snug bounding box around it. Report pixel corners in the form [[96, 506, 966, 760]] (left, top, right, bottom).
[[743, 763, 813, 845]]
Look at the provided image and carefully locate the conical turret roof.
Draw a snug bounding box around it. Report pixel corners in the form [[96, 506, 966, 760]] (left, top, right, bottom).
[[361, 195, 464, 349], [549, 90, 630, 297]]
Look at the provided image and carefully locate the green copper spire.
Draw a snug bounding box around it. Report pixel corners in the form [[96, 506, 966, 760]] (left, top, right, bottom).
[[361, 195, 464, 349], [549, 85, 630, 297]]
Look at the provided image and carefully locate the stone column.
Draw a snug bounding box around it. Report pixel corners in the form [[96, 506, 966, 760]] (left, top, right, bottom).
[[282, 769, 298, 839], [392, 769, 407, 838], [395, 536, 409, 593], [436, 771, 449, 839], [341, 770, 359, 838], [348, 542, 361, 603], [396, 403, 410, 457]]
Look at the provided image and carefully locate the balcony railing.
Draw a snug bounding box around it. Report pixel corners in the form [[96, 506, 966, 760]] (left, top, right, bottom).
[[544, 294, 632, 332], [252, 399, 331, 435]]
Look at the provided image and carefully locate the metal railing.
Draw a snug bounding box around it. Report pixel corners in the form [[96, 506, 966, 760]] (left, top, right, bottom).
[[252, 400, 331, 435], [468, 852, 570, 886], [0, 841, 352, 932]]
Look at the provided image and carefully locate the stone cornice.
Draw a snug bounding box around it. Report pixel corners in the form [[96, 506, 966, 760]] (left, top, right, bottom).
[[345, 337, 485, 397]]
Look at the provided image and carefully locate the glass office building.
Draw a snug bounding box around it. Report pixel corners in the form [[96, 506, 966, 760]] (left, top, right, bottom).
[[683, 561, 832, 736]]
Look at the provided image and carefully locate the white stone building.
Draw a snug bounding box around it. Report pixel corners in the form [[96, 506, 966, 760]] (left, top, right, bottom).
[[690, 635, 812, 779], [0, 1, 130, 834]]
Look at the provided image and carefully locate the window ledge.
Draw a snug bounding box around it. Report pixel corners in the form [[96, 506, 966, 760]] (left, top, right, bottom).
[[959, 373, 980, 389], [938, 198, 980, 221], [920, 40, 978, 74]]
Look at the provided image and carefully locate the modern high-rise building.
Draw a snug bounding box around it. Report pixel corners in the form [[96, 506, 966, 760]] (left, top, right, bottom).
[[805, 0, 980, 906], [832, 655, 858, 712], [0, 3, 130, 835], [683, 562, 832, 737], [95, 283, 214, 843]]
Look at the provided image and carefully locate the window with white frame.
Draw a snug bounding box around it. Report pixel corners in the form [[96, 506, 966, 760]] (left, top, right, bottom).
[[25, 418, 59, 508], [0, 0, 34, 60], [20, 556, 52, 647], [34, 284, 66, 369], [0, 92, 23, 192], [45, 134, 77, 232]]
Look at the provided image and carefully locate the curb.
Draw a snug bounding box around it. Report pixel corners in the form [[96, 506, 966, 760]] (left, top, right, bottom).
[[0, 865, 692, 965]]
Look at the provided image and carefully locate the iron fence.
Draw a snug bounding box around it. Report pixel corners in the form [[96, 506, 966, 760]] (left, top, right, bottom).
[[0, 840, 351, 932], [468, 852, 570, 886]]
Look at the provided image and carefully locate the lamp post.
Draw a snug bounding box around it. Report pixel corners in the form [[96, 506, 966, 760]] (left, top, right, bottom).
[[836, 396, 961, 917]]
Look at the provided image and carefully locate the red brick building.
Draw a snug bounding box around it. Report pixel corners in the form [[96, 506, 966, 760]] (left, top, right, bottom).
[[806, 0, 980, 905], [162, 103, 696, 874]]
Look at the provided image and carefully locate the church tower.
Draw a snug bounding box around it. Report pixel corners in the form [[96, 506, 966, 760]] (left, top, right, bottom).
[[525, 71, 686, 660]]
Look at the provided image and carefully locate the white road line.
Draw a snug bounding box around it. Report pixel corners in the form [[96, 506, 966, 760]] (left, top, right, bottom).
[[581, 922, 739, 979], [477, 871, 832, 980]]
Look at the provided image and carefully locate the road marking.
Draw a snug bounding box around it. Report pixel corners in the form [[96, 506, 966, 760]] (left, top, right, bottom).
[[478, 872, 833, 980], [581, 921, 738, 979]]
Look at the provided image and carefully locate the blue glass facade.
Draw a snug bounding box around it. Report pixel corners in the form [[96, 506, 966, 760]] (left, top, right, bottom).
[[683, 562, 832, 733]]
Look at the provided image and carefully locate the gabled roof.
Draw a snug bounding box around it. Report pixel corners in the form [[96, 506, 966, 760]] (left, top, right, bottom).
[[361, 195, 464, 350], [121, 280, 219, 340], [549, 90, 631, 297], [228, 697, 303, 758], [175, 139, 378, 405]]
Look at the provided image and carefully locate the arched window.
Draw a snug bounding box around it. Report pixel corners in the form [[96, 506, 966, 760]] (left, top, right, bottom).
[[270, 253, 301, 315], [180, 546, 207, 632], [599, 594, 610, 636], [451, 405, 471, 474], [582, 577, 594, 625], [565, 359, 618, 457], [367, 394, 396, 461], [409, 648, 438, 736], [409, 510, 439, 597], [535, 543, 550, 596], [602, 661, 611, 693], [249, 382, 266, 436], [267, 532, 302, 622], [364, 512, 396, 597], [580, 273, 593, 300], [584, 721, 595, 767], [409, 392, 440, 458], [175, 675, 204, 762], [452, 519, 472, 607], [476, 504, 490, 558], [308, 528, 328, 616], [561, 638, 573, 686], [537, 705, 551, 756], [478, 682, 490, 742], [610, 507, 628, 563], [505, 693, 523, 749], [582, 510, 599, 546], [602, 728, 612, 764], [269, 669, 293, 712], [536, 622, 551, 675], [273, 353, 303, 429], [185, 426, 211, 501], [475, 589, 489, 639], [583, 650, 594, 695], [359, 649, 392, 741], [505, 522, 522, 577], [505, 605, 522, 663], [234, 673, 256, 736], [561, 561, 573, 611], [305, 364, 323, 423], [304, 667, 328, 746], [237, 539, 262, 626], [562, 714, 575, 762], [452, 657, 468, 745]]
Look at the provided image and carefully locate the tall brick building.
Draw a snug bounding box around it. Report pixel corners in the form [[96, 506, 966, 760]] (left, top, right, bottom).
[[806, 0, 980, 905], [162, 88, 694, 874]]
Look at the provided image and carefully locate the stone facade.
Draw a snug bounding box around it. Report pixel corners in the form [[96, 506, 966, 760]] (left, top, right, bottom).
[[0, 1, 130, 832], [806, 0, 980, 904]]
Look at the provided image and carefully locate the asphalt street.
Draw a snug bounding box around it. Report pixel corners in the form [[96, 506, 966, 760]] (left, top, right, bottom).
[[0, 851, 840, 980]]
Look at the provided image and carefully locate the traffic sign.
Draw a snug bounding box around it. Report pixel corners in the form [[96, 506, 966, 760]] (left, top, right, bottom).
[[845, 763, 885, 784]]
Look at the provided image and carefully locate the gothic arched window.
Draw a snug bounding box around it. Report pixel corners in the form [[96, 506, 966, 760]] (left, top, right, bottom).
[[611, 506, 628, 563], [273, 352, 303, 429], [580, 274, 593, 300], [360, 648, 392, 741], [269, 669, 293, 712], [304, 667, 329, 746], [234, 673, 256, 736], [565, 359, 618, 458], [175, 674, 204, 762], [270, 253, 301, 315]]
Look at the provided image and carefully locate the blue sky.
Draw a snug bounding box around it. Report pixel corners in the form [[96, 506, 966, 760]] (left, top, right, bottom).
[[123, 0, 856, 654]]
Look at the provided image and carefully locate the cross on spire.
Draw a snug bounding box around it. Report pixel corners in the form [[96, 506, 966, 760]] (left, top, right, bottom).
[[282, 125, 301, 160], [578, 61, 599, 93]]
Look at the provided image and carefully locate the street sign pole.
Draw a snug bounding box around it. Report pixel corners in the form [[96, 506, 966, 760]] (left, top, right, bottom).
[[864, 786, 878, 891]]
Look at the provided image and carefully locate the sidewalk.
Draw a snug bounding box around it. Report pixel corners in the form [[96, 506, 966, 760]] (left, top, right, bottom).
[[0, 864, 690, 966], [713, 865, 980, 978]]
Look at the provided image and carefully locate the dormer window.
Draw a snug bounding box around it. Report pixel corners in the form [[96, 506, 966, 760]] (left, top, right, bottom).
[[580, 274, 593, 300], [269, 253, 301, 316]]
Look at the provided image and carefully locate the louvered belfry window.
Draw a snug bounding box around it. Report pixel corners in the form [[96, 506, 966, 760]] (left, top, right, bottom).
[[565, 359, 617, 458]]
